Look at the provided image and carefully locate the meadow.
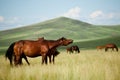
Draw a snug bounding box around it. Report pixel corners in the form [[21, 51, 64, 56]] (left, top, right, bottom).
[[0, 17, 120, 80], [0, 49, 120, 80]]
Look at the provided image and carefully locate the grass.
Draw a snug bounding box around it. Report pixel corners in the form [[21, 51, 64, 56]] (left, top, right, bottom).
[[0, 49, 120, 80]]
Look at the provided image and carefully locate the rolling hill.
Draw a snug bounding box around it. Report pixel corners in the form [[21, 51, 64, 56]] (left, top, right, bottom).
[[0, 17, 120, 53]]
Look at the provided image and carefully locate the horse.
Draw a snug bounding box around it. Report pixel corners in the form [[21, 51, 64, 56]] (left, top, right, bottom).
[[13, 37, 73, 66], [66, 45, 80, 53], [5, 37, 44, 66], [5, 42, 60, 66], [96, 46, 105, 50], [105, 43, 118, 52], [48, 48, 60, 64], [71, 45, 80, 53]]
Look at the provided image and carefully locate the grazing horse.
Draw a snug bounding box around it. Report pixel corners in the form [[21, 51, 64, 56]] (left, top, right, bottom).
[[66, 45, 80, 53], [13, 37, 73, 66], [71, 45, 80, 53], [105, 43, 118, 52], [96, 46, 105, 50]]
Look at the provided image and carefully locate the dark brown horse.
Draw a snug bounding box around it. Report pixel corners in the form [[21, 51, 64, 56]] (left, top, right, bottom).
[[71, 45, 80, 53], [13, 37, 73, 66], [48, 48, 60, 64], [66, 45, 80, 53], [105, 43, 118, 52]]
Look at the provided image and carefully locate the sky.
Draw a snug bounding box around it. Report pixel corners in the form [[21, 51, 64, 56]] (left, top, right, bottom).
[[0, 0, 120, 31]]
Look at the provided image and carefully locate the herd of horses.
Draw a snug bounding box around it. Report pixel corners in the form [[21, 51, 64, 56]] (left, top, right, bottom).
[[5, 37, 119, 66]]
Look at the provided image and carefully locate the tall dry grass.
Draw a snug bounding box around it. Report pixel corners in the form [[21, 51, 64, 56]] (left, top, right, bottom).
[[0, 49, 120, 80]]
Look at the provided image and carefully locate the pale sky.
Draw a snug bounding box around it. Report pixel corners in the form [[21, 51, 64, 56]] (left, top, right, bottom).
[[0, 0, 120, 31]]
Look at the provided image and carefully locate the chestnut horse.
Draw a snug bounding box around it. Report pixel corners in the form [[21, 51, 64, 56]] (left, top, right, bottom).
[[5, 37, 44, 66], [105, 43, 118, 52], [5, 42, 60, 66], [13, 37, 73, 66], [66, 45, 80, 53]]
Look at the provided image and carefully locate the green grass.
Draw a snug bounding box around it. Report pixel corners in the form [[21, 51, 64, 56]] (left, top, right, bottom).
[[0, 50, 120, 80]]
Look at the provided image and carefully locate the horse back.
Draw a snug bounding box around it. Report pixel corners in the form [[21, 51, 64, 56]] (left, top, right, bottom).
[[105, 43, 117, 48]]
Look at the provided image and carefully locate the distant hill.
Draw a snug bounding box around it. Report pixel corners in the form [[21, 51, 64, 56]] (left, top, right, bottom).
[[0, 17, 120, 53]]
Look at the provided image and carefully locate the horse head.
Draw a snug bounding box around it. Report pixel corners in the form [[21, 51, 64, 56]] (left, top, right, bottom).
[[58, 37, 73, 46]]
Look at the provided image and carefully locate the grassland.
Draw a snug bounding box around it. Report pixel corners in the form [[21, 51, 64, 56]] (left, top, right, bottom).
[[0, 50, 120, 80]]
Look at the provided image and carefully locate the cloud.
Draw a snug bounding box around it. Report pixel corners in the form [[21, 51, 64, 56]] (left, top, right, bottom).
[[90, 10, 104, 19], [89, 10, 120, 20], [88, 10, 120, 25], [0, 16, 4, 22], [63, 7, 81, 19]]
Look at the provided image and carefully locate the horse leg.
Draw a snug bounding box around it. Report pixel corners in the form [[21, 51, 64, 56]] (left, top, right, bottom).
[[112, 48, 114, 52], [42, 54, 47, 64], [48, 55, 52, 64], [14, 55, 16, 66], [115, 47, 118, 52], [14, 55, 21, 66], [77, 48, 80, 53], [71, 50, 73, 54], [105, 47, 108, 52], [23, 55, 30, 65], [45, 55, 48, 64], [53, 55, 55, 64], [19, 56, 23, 65]]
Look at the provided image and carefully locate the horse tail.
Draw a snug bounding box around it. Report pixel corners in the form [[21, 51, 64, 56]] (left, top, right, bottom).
[[5, 42, 15, 66]]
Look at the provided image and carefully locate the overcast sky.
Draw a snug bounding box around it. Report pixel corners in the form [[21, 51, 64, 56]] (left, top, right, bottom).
[[0, 0, 120, 31]]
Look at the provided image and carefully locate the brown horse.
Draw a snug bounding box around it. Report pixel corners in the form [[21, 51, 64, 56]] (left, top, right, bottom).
[[96, 46, 105, 50], [5, 42, 60, 66], [105, 43, 118, 52], [5, 37, 44, 66], [13, 37, 73, 66], [66, 45, 80, 53], [48, 48, 60, 64]]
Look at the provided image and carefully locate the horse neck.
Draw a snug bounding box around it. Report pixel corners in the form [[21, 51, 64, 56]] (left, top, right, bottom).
[[48, 40, 61, 49]]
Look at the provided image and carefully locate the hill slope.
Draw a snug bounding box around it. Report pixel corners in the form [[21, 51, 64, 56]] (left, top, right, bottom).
[[0, 17, 120, 53]]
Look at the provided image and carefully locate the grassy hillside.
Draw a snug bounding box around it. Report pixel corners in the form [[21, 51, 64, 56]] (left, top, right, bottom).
[[0, 17, 120, 53]]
